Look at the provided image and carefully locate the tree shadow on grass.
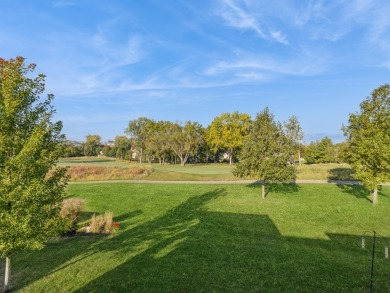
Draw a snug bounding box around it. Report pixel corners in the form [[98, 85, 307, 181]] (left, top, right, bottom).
[[328, 168, 355, 181], [246, 182, 301, 197], [8, 188, 226, 292], [73, 212, 390, 292], [8, 186, 390, 292], [335, 184, 372, 203]]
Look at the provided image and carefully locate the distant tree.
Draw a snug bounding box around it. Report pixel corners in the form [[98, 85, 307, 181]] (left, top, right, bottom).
[[207, 112, 252, 165], [63, 140, 83, 157], [83, 134, 102, 156], [343, 84, 390, 204], [147, 121, 171, 165], [284, 116, 304, 165], [233, 108, 296, 199], [0, 57, 68, 292], [101, 145, 112, 157], [112, 136, 131, 160], [165, 121, 204, 166], [304, 137, 336, 164], [125, 117, 153, 163]]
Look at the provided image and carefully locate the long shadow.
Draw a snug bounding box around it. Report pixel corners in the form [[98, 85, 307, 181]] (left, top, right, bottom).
[[246, 182, 301, 197], [328, 168, 355, 181], [8, 186, 390, 292], [74, 211, 390, 292], [82, 188, 228, 256], [336, 184, 372, 203], [7, 189, 226, 292]]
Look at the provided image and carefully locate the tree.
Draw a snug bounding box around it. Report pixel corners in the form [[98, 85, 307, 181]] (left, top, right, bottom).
[[112, 136, 131, 160], [63, 140, 83, 157], [304, 137, 336, 164], [284, 116, 304, 165], [125, 117, 153, 163], [207, 112, 252, 165], [165, 121, 204, 166], [0, 57, 68, 291], [233, 108, 297, 199], [343, 84, 390, 204], [83, 134, 101, 156], [146, 120, 171, 165]]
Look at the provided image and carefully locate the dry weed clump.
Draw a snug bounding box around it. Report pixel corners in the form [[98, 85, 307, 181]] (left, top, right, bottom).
[[60, 198, 85, 232], [89, 211, 114, 234], [65, 166, 151, 181]]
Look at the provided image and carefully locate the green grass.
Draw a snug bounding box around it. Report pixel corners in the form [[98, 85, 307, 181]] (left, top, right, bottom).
[[5, 183, 390, 292], [59, 157, 356, 181]]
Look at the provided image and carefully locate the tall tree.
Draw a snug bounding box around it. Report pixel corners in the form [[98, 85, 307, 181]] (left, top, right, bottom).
[[207, 111, 251, 165], [233, 108, 297, 199], [125, 117, 153, 163], [165, 121, 204, 166], [343, 84, 390, 204], [83, 134, 101, 156], [0, 57, 68, 292], [147, 120, 171, 165], [112, 136, 131, 159], [284, 116, 304, 165]]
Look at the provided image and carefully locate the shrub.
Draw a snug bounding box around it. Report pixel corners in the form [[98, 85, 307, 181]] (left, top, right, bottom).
[[60, 198, 85, 233], [89, 211, 114, 234]]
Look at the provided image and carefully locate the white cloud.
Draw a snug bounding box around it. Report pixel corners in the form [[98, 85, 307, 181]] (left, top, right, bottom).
[[204, 51, 326, 78], [217, 0, 289, 44]]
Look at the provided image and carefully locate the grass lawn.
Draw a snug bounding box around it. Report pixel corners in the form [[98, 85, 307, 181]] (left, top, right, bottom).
[[58, 157, 355, 181], [5, 183, 390, 292]]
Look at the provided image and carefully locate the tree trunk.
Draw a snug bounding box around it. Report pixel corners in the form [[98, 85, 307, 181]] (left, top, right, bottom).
[[262, 184, 266, 199], [298, 149, 301, 165], [372, 189, 378, 204], [3, 255, 11, 292], [139, 149, 143, 163], [229, 154, 233, 165]]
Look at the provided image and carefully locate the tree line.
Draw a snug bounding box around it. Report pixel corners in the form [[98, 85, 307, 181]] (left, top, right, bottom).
[[64, 114, 347, 165]]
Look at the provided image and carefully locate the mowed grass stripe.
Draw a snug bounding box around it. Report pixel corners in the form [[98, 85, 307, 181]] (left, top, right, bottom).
[[8, 183, 390, 292]]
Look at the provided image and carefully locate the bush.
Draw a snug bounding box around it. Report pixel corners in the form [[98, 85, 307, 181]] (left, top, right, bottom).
[[89, 211, 114, 234], [60, 198, 85, 233]]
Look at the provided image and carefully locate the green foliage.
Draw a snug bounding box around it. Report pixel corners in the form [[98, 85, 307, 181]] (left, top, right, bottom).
[[0, 56, 68, 257], [165, 121, 205, 166], [343, 84, 390, 202], [304, 137, 338, 164], [283, 116, 304, 163], [125, 117, 153, 163], [63, 141, 83, 157], [233, 108, 296, 197], [83, 134, 101, 156], [111, 136, 131, 160], [207, 111, 251, 165]]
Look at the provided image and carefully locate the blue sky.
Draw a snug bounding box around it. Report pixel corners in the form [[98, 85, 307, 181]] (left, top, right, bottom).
[[1, 0, 389, 143]]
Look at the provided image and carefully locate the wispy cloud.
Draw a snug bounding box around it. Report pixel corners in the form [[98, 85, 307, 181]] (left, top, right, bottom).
[[217, 0, 289, 44], [204, 51, 326, 78]]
